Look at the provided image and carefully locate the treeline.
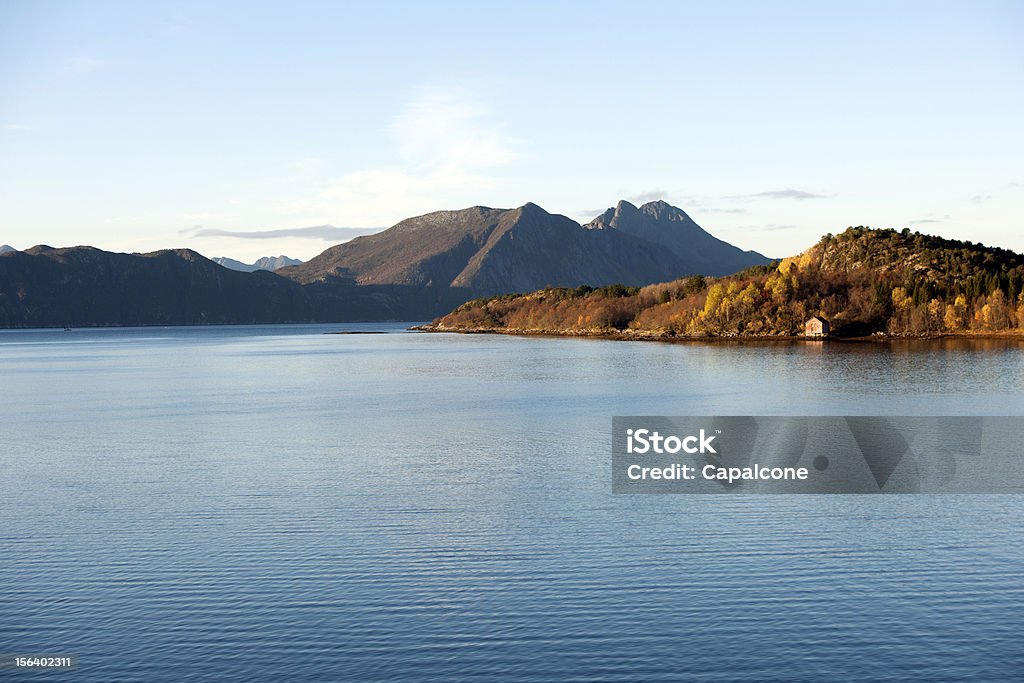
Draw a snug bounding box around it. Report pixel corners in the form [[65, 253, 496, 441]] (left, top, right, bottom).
[[433, 227, 1024, 337]]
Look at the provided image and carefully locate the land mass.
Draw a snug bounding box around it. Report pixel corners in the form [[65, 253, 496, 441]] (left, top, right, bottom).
[[0, 200, 768, 327], [0, 245, 467, 327], [423, 227, 1024, 339], [279, 200, 769, 293]]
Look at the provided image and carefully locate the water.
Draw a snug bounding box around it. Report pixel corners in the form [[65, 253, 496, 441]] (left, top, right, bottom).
[[1, 324, 1022, 682]]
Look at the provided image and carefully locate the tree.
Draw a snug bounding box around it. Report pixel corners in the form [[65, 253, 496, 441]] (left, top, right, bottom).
[[982, 289, 1010, 330], [927, 298, 944, 332], [890, 286, 913, 333], [944, 294, 967, 331], [703, 284, 725, 316]]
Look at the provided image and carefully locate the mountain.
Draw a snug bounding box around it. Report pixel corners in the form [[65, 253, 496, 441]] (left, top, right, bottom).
[[585, 200, 769, 275], [425, 227, 1024, 338], [0, 244, 15, 254], [254, 255, 302, 271], [0, 200, 773, 328], [281, 201, 767, 295], [0, 245, 429, 327], [213, 255, 302, 272]]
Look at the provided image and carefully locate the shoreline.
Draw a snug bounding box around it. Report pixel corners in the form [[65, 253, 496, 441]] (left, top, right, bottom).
[[411, 325, 1024, 344]]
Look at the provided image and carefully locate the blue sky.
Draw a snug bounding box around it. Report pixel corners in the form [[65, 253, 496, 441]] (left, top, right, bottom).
[[1, 0, 1022, 261]]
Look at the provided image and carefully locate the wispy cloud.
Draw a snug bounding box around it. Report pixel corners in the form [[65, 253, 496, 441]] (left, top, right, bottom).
[[751, 223, 798, 232], [699, 207, 747, 214], [909, 213, 949, 225], [3, 123, 30, 131], [626, 190, 666, 204], [657, 197, 746, 215], [967, 182, 1021, 203], [184, 225, 383, 241], [696, 222, 798, 233], [388, 88, 520, 171], [748, 189, 827, 200], [280, 86, 523, 225]]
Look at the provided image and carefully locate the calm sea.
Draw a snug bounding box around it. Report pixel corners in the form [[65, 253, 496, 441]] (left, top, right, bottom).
[[1, 324, 1022, 682]]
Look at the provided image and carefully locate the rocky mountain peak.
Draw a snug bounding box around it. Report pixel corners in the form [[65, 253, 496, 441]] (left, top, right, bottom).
[[639, 199, 691, 222]]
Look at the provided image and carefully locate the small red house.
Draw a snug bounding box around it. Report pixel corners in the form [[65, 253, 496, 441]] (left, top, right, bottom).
[[805, 316, 830, 338]]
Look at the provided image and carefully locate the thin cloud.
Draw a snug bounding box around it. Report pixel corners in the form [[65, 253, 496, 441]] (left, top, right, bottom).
[[649, 197, 743, 214], [754, 224, 798, 231], [626, 190, 666, 204], [185, 225, 384, 241], [715, 223, 797, 232], [748, 189, 827, 200], [283, 86, 523, 226], [3, 123, 30, 131], [968, 182, 1020, 201], [700, 207, 747, 214], [909, 213, 951, 226], [388, 88, 520, 171]]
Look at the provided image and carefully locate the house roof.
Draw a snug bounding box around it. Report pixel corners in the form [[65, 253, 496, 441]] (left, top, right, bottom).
[[807, 316, 829, 323]]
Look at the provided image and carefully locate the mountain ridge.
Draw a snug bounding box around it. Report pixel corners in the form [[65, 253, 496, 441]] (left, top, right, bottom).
[[1, 199, 776, 327], [213, 254, 302, 272], [281, 200, 770, 294], [0, 245, 444, 327]]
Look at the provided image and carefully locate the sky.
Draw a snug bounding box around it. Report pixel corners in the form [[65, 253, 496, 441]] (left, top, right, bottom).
[[1, 0, 1022, 262]]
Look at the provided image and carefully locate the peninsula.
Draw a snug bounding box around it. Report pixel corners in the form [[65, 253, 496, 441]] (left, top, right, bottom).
[[421, 227, 1024, 339]]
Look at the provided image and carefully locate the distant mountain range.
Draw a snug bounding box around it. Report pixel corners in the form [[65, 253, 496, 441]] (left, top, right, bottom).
[[0, 244, 15, 254], [0, 200, 771, 327], [0, 245, 447, 327], [212, 255, 302, 272], [281, 200, 769, 294]]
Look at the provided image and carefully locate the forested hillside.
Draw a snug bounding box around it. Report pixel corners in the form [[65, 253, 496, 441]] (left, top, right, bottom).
[[427, 227, 1024, 337]]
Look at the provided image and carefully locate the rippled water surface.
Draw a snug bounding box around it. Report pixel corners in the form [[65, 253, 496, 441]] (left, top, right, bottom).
[[2, 325, 1023, 681]]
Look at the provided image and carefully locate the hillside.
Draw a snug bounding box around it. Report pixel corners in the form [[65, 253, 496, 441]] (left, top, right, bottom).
[[425, 227, 1024, 338], [0, 201, 771, 328], [0, 246, 427, 327], [280, 201, 769, 294]]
